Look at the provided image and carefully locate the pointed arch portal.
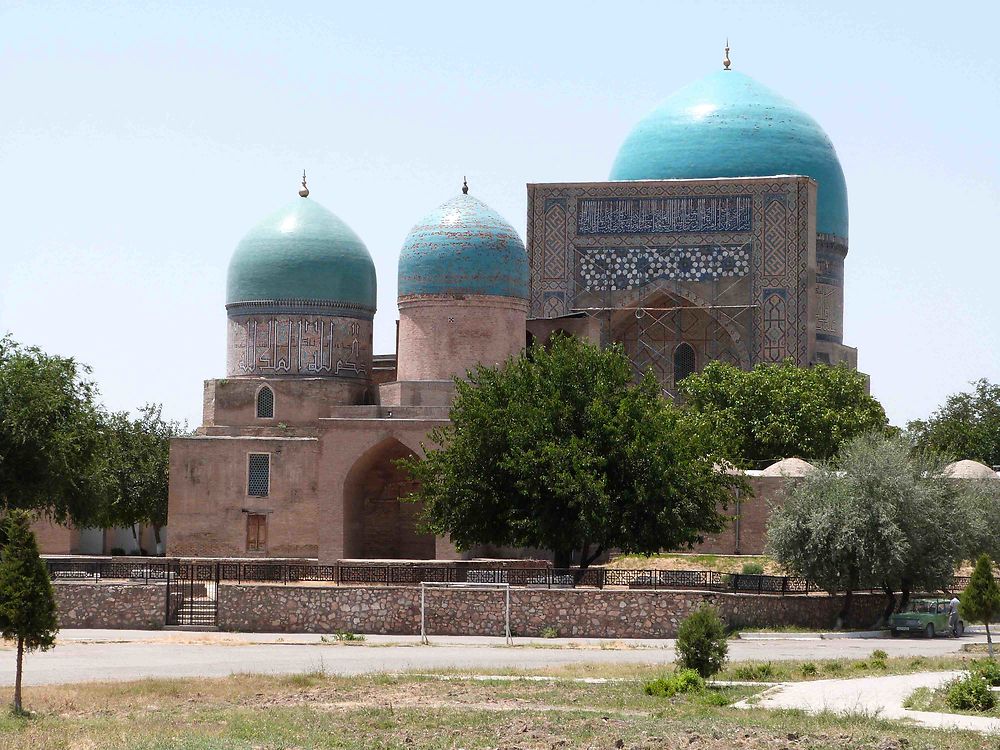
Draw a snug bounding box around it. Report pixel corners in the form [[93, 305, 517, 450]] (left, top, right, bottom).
[[342, 438, 434, 559]]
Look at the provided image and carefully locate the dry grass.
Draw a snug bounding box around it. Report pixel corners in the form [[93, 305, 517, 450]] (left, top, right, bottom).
[[603, 552, 786, 575], [0, 665, 995, 749]]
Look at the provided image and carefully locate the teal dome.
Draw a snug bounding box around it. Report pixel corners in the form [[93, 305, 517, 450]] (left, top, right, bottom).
[[227, 197, 376, 314], [398, 192, 529, 299], [610, 70, 848, 240]]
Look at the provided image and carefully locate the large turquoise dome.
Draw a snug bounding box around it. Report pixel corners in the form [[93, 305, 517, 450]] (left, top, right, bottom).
[[610, 70, 848, 240], [398, 191, 529, 299], [227, 196, 376, 313]]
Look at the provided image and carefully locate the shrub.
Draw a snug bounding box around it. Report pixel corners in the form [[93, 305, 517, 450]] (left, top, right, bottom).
[[733, 662, 776, 681], [971, 659, 1000, 687], [675, 605, 728, 678], [823, 660, 843, 673], [644, 668, 704, 697], [801, 662, 817, 676], [539, 626, 559, 639], [945, 674, 996, 712], [871, 649, 888, 660], [741, 561, 765, 575], [332, 630, 364, 642]]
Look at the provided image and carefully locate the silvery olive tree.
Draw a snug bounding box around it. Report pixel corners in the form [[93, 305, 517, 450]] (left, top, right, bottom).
[[767, 433, 970, 628]]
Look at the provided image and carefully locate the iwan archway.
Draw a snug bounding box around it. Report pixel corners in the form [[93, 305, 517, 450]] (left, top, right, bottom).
[[342, 437, 435, 559]]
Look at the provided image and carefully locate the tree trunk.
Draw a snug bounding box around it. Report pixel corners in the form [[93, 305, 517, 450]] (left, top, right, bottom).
[[987, 622, 994, 659], [880, 586, 896, 625], [578, 544, 605, 571], [13, 636, 23, 714], [899, 580, 912, 615], [552, 550, 572, 570], [835, 570, 859, 630]]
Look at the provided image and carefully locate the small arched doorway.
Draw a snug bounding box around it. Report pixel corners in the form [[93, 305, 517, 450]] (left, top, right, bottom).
[[343, 438, 435, 559]]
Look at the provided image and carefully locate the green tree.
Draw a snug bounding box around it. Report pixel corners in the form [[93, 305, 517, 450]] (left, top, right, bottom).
[[0, 337, 109, 525], [0, 511, 58, 714], [767, 434, 969, 627], [401, 335, 743, 569], [674, 605, 728, 678], [101, 404, 186, 552], [961, 554, 1000, 659], [679, 360, 888, 466], [909, 379, 1000, 468]]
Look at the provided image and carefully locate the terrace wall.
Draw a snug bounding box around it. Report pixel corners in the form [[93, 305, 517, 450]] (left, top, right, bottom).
[[54, 582, 166, 630], [216, 585, 885, 637]]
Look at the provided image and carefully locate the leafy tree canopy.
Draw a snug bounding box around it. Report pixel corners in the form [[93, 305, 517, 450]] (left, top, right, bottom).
[[909, 379, 1000, 469], [401, 335, 744, 568], [0, 336, 108, 525], [100, 403, 186, 534], [960, 554, 1000, 658], [0, 510, 58, 713], [767, 433, 971, 625], [679, 360, 888, 467]]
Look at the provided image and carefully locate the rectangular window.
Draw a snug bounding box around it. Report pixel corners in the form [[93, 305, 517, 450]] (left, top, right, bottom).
[[247, 453, 270, 497], [246, 513, 267, 552]]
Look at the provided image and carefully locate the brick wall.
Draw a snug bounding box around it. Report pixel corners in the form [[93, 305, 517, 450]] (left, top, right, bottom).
[[217, 584, 885, 637], [54, 583, 166, 629]]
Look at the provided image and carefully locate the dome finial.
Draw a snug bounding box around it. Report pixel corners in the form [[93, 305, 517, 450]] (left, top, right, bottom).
[[462, 176, 469, 195], [299, 170, 310, 198], [723, 39, 731, 70]]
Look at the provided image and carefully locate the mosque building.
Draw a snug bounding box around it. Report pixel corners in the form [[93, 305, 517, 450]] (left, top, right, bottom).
[[165, 53, 861, 561]]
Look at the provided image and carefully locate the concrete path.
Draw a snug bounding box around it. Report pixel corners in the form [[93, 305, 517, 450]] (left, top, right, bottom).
[[737, 671, 1000, 734], [0, 629, 987, 687]]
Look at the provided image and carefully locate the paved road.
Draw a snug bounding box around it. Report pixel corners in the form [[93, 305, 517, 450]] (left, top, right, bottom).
[[739, 670, 1000, 734], [0, 630, 987, 687]]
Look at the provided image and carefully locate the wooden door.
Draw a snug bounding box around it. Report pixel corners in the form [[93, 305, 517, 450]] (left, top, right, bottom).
[[246, 514, 267, 553]]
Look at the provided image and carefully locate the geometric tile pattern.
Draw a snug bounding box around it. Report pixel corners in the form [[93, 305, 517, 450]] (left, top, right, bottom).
[[526, 176, 816, 375], [577, 245, 750, 291], [577, 195, 752, 235]]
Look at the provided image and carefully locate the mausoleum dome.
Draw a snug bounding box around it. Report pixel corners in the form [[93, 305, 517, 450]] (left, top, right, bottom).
[[760, 457, 816, 477], [398, 186, 529, 299], [943, 460, 999, 480], [227, 189, 376, 314], [609, 69, 849, 240]]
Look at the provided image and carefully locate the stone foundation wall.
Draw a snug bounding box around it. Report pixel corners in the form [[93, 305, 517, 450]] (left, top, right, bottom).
[[54, 583, 166, 630], [217, 584, 884, 637]]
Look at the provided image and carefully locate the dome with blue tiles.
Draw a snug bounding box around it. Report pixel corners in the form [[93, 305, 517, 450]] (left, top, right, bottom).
[[398, 185, 529, 299], [610, 69, 848, 240], [227, 185, 376, 314]]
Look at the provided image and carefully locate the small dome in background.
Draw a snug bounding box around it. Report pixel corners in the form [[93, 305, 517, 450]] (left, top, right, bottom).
[[227, 193, 376, 313], [398, 189, 529, 299], [760, 457, 817, 477], [609, 70, 849, 241], [943, 460, 999, 480]]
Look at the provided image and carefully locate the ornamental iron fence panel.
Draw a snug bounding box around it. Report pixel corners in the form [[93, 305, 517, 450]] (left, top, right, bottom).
[[44, 558, 972, 598]]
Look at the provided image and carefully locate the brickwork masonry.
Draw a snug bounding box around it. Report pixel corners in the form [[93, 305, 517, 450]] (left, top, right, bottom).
[[54, 583, 166, 630], [217, 585, 885, 637]]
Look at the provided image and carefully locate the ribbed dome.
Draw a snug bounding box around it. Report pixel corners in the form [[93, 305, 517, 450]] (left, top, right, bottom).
[[610, 70, 848, 240], [398, 192, 529, 299], [227, 197, 376, 313]]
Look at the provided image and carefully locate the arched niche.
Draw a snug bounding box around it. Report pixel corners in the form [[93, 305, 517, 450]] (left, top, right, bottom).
[[342, 437, 434, 559]]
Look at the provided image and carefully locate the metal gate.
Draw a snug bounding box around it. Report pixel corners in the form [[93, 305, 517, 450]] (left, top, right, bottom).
[[166, 562, 219, 627]]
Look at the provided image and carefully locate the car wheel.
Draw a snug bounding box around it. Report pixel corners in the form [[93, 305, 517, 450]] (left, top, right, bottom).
[[925, 623, 935, 639], [956, 620, 964, 637]]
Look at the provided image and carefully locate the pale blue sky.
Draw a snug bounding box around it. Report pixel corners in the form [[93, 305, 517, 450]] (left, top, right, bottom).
[[1, 1, 997, 429]]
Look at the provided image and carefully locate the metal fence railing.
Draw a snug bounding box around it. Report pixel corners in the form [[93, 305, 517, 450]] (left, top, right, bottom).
[[41, 558, 975, 597]]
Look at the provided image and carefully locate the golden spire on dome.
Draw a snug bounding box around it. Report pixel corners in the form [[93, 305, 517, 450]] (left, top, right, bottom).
[[298, 170, 310, 198], [723, 39, 731, 70], [462, 176, 469, 195]]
